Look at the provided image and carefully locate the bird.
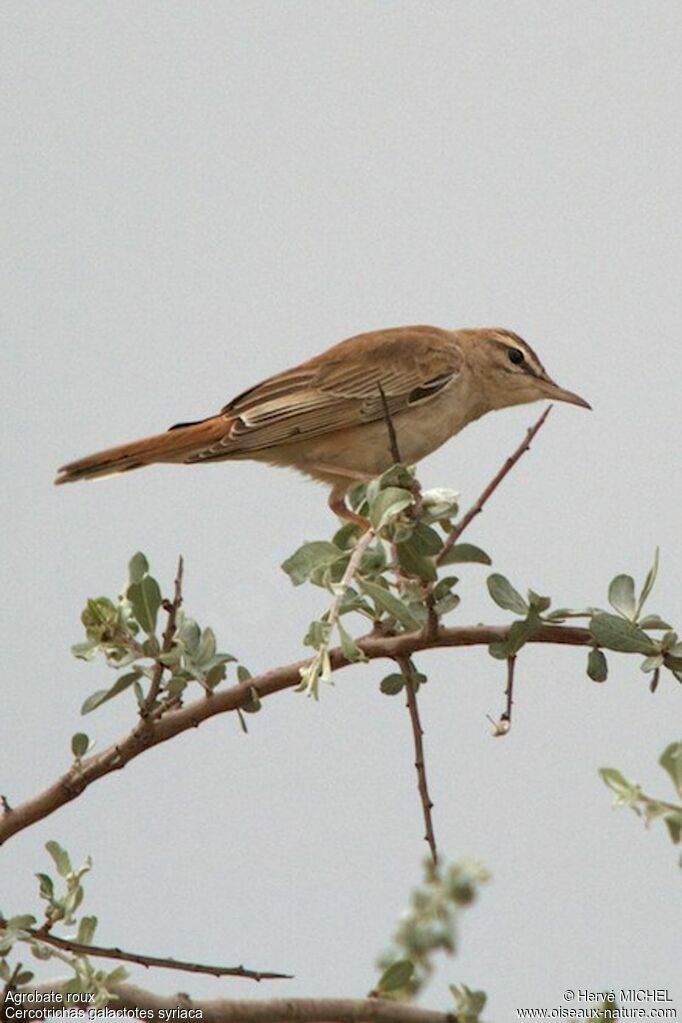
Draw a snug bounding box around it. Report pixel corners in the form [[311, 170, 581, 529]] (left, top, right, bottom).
[[54, 325, 590, 519]]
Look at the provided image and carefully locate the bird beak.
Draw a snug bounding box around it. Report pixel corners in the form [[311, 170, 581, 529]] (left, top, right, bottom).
[[540, 378, 592, 410]]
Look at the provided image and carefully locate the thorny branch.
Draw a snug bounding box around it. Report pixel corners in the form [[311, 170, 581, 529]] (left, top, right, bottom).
[[398, 657, 438, 864], [487, 656, 516, 737], [0, 623, 591, 846], [0, 925, 291, 982], [437, 404, 553, 564]]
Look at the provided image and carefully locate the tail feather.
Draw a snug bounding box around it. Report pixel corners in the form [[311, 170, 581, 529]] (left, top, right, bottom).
[[54, 417, 229, 485]]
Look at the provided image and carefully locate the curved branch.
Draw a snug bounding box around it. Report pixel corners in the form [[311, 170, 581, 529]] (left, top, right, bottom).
[[0, 623, 590, 846], [25, 981, 458, 1023]]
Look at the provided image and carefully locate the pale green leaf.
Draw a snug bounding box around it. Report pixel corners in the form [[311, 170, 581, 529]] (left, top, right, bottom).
[[379, 673, 405, 695], [369, 487, 413, 531], [128, 551, 149, 585], [377, 959, 414, 993], [76, 915, 97, 945], [590, 613, 656, 654], [486, 574, 528, 615], [659, 742, 682, 799], [281, 541, 345, 586], [127, 575, 161, 635], [360, 580, 420, 630], [71, 732, 90, 758], [637, 547, 659, 616], [638, 614, 672, 630], [608, 574, 636, 619], [337, 621, 367, 663], [45, 841, 71, 878], [587, 648, 608, 683], [439, 543, 492, 567], [81, 670, 141, 715]]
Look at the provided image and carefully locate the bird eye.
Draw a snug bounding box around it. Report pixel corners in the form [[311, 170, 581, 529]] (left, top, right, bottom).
[[507, 348, 524, 366]]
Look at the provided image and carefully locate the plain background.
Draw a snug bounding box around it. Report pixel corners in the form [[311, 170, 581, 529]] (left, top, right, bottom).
[[2, 1, 681, 1017]]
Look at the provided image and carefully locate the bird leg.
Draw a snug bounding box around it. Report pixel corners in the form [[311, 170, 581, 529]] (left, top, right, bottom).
[[327, 479, 370, 528]]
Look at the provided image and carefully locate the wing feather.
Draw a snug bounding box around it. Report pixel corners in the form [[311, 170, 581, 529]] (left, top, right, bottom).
[[191, 326, 462, 461]]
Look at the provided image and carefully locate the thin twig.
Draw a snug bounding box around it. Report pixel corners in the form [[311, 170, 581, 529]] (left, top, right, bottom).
[[327, 529, 375, 631], [0, 795, 12, 815], [11, 927, 291, 982], [398, 657, 437, 864], [487, 655, 516, 737], [0, 622, 592, 846], [377, 383, 401, 464], [24, 981, 459, 1023], [140, 555, 184, 720], [437, 405, 553, 564]]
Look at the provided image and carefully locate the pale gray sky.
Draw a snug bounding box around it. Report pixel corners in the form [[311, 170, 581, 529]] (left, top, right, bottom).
[[2, 1, 681, 1017]]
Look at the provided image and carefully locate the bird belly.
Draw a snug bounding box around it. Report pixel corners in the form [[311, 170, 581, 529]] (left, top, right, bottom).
[[250, 381, 485, 488]]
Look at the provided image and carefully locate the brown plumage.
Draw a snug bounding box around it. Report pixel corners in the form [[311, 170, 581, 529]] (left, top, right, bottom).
[[55, 325, 590, 516]]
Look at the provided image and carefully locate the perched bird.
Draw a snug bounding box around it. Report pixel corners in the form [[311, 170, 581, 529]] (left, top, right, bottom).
[[55, 325, 590, 517]]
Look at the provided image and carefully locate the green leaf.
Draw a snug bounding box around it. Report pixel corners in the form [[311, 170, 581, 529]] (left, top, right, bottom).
[[659, 743, 682, 799], [35, 872, 54, 901], [242, 686, 262, 713], [420, 487, 460, 520], [337, 622, 367, 663], [638, 614, 672, 630], [409, 523, 443, 555], [608, 574, 636, 619], [486, 574, 528, 615], [126, 576, 162, 635], [587, 648, 608, 683], [81, 670, 141, 715], [664, 814, 682, 844], [590, 613, 656, 654], [175, 619, 198, 654], [303, 618, 332, 649], [45, 841, 71, 878], [439, 543, 492, 566], [128, 551, 149, 585], [281, 541, 345, 586], [599, 767, 637, 801], [76, 915, 97, 945], [640, 654, 664, 673], [204, 663, 226, 690], [527, 590, 551, 614], [376, 959, 414, 993], [379, 673, 406, 696], [237, 665, 252, 683], [369, 487, 413, 531], [105, 965, 129, 986], [6, 914, 37, 931], [360, 580, 420, 630], [396, 540, 437, 581], [489, 617, 539, 659], [15, 970, 34, 986], [71, 733, 90, 758], [195, 626, 217, 666], [637, 547, 659, 617]]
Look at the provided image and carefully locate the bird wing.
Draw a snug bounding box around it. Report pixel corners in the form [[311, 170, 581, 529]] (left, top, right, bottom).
[[187, 326, 462, 460]]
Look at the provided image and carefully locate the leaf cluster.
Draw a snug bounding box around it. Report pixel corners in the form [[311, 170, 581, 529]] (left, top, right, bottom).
[[282, 465, 491, 697], [485, 549, 682, 691], [71, 554, 249, 741], [373, 857, 489, 1009], [600, 742, 682, 867], [0, 843, 124, 1008]]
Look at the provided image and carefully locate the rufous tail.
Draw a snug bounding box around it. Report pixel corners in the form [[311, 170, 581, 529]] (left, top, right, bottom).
[[54, 416, 229, 485]]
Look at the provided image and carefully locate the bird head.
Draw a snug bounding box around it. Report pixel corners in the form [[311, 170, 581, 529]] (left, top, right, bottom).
[[466, 328, 591, 412]]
